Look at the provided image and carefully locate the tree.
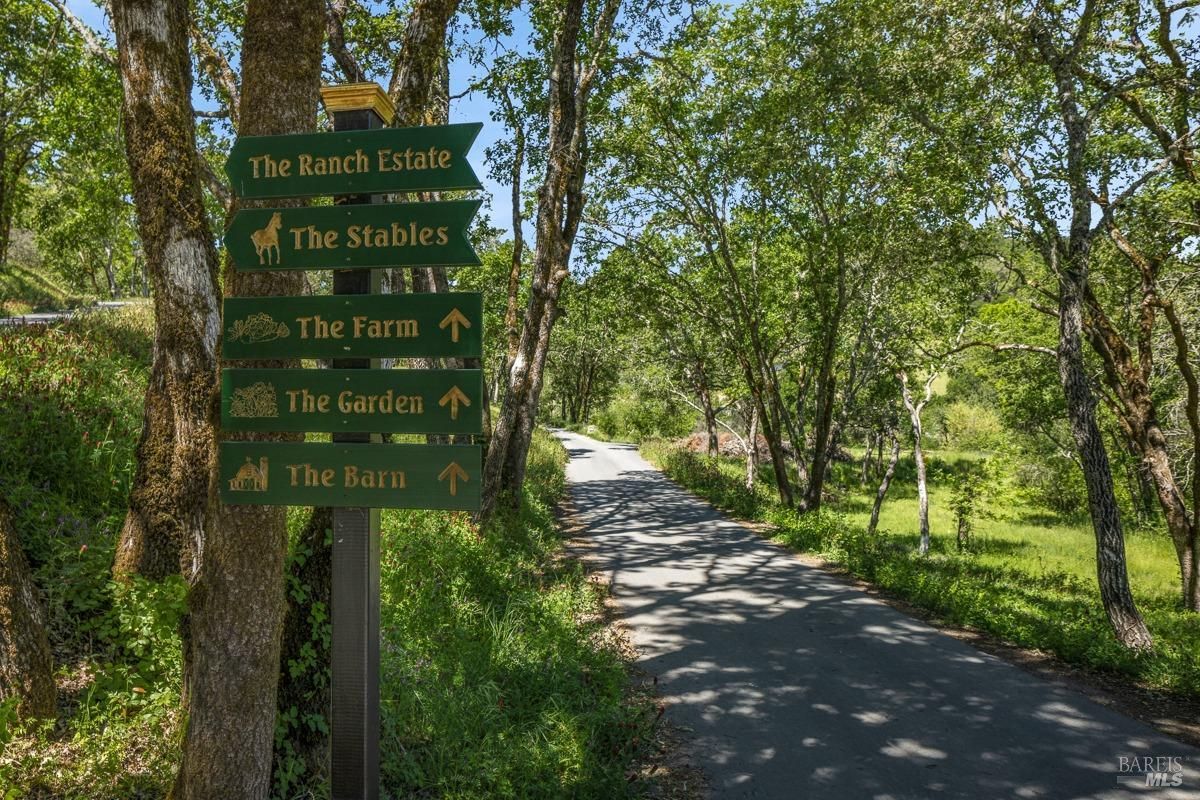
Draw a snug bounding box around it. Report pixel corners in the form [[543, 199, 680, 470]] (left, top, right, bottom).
[[480, 0, 624, 519], [0, 501, 54, 720], [169, 0, 323, 793], [872, 0, 1156, 648], [0, 0, 92, 269]]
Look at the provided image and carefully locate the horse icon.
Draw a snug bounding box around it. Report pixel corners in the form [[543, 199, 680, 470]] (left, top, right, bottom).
[[251, 212, 283, 265]]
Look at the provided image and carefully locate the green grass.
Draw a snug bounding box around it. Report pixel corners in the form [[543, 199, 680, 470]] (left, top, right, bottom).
[[641, 440, 1200, 697], [0, 260, 93, 316], [373, 430, 654, 799], [0, 307, 653, 798]]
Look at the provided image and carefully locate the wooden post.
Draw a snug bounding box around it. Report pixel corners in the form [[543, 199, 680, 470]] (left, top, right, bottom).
[[321, 82, 394, 800]]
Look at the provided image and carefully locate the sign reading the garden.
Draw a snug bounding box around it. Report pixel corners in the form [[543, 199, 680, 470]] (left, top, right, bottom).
[[221, 368, 483, 434], [220, 441, 481, 510], [224, 200, 481, 271], [222, 293, 482, 359], [223, 123, 483, 199]]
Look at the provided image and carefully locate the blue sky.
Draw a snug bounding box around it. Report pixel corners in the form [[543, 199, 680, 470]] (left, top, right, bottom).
[[65, 0, 523, 236]]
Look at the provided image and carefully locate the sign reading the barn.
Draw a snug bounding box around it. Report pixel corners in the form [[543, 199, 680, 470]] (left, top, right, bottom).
[[223, 123, 483, 199], [219, 441, 481, 510], [224, 200, 481, 271]]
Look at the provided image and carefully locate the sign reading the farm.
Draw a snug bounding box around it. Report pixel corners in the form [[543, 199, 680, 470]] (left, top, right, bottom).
[[222, 293, 482, 359], [224, 200, 481, 271], [222, 368, 483, 434], [223, 123, 483, 199], [219, 441, 481, 510]]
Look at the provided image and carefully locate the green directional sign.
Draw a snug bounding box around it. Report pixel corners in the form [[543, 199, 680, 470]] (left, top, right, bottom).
[[224, 123, 483, 199], [222, 293, 482, 360], [224, 200, 480, 271], [220, 441, 480, 510], [222, 368, 483, 434]]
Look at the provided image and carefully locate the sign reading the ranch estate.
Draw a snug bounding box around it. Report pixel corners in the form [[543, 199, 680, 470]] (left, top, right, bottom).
[[221, 368, 483, 434], [219, 441, 481, 510], [223, 123, 483, 199], [224, 200, 481, 270]]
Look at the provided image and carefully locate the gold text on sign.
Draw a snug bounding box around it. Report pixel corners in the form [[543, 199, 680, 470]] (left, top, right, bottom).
[[296, 315, 419, 340], [287, 222, 449, 251], [247, 147, 454, 180], [286, 389, 424, 416], [286, 463, 407, 489], [439, 462, 468, 496], [439, 308, 470, 342]]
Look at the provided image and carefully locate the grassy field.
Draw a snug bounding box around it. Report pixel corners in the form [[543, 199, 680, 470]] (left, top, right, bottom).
[[641, 440, 1200, 698], [0, 309, 656, 799], [0, 260, 92, 316]]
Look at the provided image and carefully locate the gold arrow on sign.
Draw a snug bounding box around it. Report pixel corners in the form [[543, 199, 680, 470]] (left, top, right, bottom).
[[438, 461, 469, 496], [438, 385, 471, 420], [438, 307, 471, 342]]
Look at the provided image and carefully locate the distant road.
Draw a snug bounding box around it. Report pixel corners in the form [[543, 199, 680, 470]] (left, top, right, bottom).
[[556, 429, 1199, 800], [0, 300, 128, 328]]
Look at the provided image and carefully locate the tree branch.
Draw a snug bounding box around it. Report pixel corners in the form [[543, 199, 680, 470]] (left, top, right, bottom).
[[43, 0, 114, 64]]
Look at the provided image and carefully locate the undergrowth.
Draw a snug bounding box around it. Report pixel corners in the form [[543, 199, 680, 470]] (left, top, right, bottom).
[[1, 308, 651, 798]]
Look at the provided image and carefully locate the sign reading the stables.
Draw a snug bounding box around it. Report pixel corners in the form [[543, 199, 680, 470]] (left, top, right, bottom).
[[221, 368, 483, 434], [224, 200, 481, 270], [219, 441, 481, 510], [222, 293, 482, 359], [223, 123, 483, 198]]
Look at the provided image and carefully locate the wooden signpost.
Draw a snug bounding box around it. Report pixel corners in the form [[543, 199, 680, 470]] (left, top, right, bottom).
[[219, 82, 482, 800]]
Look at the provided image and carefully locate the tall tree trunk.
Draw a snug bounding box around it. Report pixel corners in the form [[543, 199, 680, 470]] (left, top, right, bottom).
[[900, 372, 932, 555], [859, 433, 872, 486], [170, 0, 323, 795], [502, 303, 560, 495], [1026, 9, 1154, 653], [696, 360, 718, 455], [110, 0, 222, 585], [745, 401, 759, 491], [867, 431, 901, 536], [480, 0, 621, 520], [1058, 275, 1153, 651], [113, 360, 181, 580], [0, 503, 54, 719], [1084, 230, 1199, 611], [800, 256, 847, 513]]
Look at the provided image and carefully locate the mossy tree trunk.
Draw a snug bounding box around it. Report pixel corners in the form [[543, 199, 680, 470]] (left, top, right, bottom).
[[0, 503, 55, 719], [111, 0, 222, 584], [170, 0, 323, 796]]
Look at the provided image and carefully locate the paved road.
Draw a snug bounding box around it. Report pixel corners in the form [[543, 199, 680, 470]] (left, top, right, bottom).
[[0, 300, 127, 328], [557, 430, 1199, 800]]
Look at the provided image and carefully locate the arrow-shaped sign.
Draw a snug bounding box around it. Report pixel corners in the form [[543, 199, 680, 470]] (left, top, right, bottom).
[[438, 385, 471, 420], [224, 123, 483, 199], [438, 461, 469, 496], [224, 200, 481, 271], [439, 307, 471, 343]]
